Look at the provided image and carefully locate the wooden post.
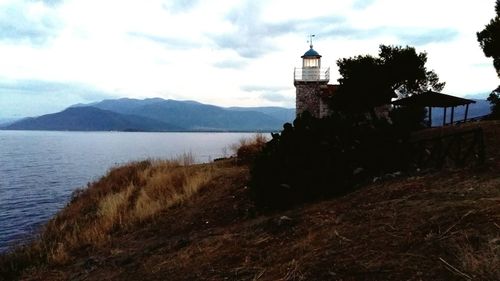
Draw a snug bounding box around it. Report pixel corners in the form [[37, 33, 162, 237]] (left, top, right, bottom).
[[428, 106, 432, 127], [443, 107, 447, 126], [464, 104, 470, 122], [450, 106, 455, 124]]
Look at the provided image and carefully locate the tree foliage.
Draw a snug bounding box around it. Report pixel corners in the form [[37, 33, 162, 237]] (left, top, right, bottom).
[[477, 0, 500, 77], [332, 45, 445, 113], [249, 113, 411, 209], [487, 86, 500, 119], [478, 0, 500, 119]]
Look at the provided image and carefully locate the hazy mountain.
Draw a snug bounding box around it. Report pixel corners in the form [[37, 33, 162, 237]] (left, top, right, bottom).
[[227, 106, 295, 123], [2, 97, 491, 132], [71, 98, 166, 114], [2, 98, 290, 132], [0, 118, 21, 126], [2, 107, 182, 131], [430, 99, 491, 126], [77, 98, 287, 131]]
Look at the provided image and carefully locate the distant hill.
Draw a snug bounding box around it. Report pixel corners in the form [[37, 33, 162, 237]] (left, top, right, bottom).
[[3, 98, 293, 132], [227, 106, 295, 123], [2, 106, 182, 131], [2, 97, 491, 132], [74, 98, 290, 131]]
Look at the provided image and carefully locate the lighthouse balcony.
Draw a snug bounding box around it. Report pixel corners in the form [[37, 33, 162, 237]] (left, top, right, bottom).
[[294, 67, 330, 83]]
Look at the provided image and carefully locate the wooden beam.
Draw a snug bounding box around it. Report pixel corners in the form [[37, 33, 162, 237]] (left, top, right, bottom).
[[443, 107, 447, 126], [450, 106, 455, 124], [428, 106, 432, 127], [464, 104, 470, 122]]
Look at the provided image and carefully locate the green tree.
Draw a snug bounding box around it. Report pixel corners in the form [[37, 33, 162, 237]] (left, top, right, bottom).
[[477, 0, 500, 119], [487, 86, 500, 118], [477, 0, 500, 77], [332, 45, 444, 113]]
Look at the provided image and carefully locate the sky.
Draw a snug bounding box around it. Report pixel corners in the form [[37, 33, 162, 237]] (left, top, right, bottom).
[[0, 0, 499, 119]]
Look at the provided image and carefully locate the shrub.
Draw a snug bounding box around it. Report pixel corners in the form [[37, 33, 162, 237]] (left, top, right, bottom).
[[249, 112, 412, 209], [487, 87, 500, 119], [232, 133, 268, 165], [390, 106, 428, 130]]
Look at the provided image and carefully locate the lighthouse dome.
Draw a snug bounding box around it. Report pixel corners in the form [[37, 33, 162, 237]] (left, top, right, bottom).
[[302, 47, 321, 58]]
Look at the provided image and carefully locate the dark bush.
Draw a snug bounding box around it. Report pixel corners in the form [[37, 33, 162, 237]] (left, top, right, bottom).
[[234, 134, 268, 165], [249, 112, 412, 209], [390, 106, 428, 130]]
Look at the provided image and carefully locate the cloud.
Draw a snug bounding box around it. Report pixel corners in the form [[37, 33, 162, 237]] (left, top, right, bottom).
[[241, 85, 290, 92], [472, 63, 494, 68], [0, 79, 113, 101], [240, 85, 293, 103], [209, 1, 345, 58], [0, 79, 116, 118], [209, 1, 274, 58], [127, 31, 202, 49], [162, 0, 199, 13], [322, 25, 458, 46], [260, 92, 291, 103], [352, 0, 377, 10], [213, 59, 247, 69], [31, 0, 64, 7], [0, 2, 60, 44], [322, 25, 375, 39], [398, 28, 459, 46]]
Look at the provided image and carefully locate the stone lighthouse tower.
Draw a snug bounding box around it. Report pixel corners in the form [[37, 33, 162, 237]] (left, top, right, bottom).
[[294, 37, 330, 118]]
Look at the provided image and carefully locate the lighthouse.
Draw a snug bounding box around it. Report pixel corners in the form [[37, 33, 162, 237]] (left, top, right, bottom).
[[294, 36, 330, 118]]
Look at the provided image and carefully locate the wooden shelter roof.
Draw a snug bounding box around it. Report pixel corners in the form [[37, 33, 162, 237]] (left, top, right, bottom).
[[392, 91, 476, 107]]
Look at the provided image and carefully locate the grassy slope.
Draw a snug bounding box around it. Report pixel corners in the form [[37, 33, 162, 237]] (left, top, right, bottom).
[[1, 122, 499, 281]]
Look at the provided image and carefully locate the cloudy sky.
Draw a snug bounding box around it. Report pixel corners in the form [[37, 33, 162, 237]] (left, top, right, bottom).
[[0, 0, 498, 118]]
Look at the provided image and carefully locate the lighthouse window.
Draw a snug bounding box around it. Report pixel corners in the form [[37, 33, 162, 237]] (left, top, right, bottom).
[[303, 58, 319, 68]]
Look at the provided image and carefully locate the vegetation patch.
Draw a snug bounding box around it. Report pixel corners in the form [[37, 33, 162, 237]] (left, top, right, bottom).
[[0, 156, 215, 280], [249, 113, 412, 209]]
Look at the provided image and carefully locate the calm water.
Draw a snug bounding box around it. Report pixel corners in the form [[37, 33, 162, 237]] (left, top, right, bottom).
[[0, 130, 259, 252]]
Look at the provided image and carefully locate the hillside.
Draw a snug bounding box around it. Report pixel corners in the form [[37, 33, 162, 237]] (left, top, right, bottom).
[[227, 106, 296, 123], [1, 121, 499, 280], [74, 98, 294, 131], [1, 107, 182, 131], [3, 98, 294, 132]]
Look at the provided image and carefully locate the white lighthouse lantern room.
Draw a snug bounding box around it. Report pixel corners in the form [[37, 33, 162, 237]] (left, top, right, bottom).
[[294, 35, 330, 83]]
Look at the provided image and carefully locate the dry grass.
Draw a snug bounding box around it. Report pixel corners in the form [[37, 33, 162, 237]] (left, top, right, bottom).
[[0, 156, 215, 280], [452, 234, 500, 280], [231, 133, 268, 164]]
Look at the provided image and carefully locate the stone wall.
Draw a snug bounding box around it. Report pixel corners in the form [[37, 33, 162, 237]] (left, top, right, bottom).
[[295, 83, 323, 118], [319, 98, 333, 118]]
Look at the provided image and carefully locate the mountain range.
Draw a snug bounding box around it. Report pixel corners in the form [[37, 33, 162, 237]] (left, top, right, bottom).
[[1, 98, 295, 132], [1, 97, 491, 132]]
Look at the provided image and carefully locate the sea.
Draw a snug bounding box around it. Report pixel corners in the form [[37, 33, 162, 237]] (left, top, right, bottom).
[[0, 130, 261, 253]]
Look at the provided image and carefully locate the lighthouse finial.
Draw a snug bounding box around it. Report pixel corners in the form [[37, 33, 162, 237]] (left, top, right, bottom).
[[308, 34, 315, 49]]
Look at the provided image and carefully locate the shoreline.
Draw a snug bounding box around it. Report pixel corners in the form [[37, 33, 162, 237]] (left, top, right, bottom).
[[1, 121, 499, 280]]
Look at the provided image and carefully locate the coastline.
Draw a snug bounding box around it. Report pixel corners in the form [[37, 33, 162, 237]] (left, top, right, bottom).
[[1, 121, 499, 280]]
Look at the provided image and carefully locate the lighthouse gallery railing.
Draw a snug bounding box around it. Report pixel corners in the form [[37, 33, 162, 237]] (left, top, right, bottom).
[[294, 67, 330, 82]]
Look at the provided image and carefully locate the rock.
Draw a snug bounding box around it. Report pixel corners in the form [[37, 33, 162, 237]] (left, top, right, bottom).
[[278, 216, 293, 226], [280, 184, 291, 189], [353, 167, 364, 176]]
